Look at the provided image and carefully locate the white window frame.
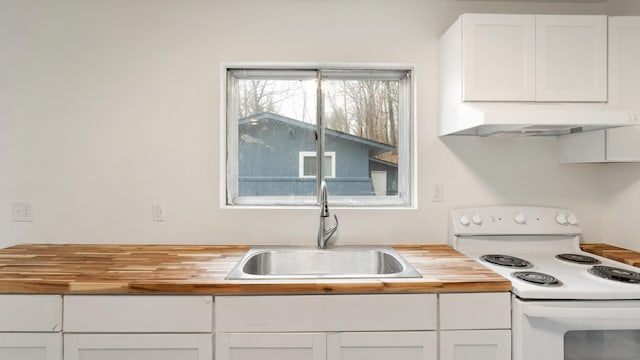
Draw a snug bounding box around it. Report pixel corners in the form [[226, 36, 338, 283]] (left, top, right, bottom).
[[299, 151, 336, 179], [221, 63, 416, 208]]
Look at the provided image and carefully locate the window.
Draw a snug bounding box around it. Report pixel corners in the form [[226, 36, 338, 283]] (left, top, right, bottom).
[[300, 152, 335, 178], [224, 65, 413, 207]]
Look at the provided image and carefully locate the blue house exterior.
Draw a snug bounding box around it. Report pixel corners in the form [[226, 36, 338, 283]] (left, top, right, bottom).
[[238, 113, 397, 197]]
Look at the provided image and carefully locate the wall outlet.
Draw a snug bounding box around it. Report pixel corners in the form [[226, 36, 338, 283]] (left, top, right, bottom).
[[12, 202, 33, 222], [152, 201, 166, 222], [431, 184, 444, 202]]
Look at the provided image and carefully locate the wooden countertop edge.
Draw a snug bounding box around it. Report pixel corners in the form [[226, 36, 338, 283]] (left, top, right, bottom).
[[0, 278, 512, 295], [581, 243, 640, 268]]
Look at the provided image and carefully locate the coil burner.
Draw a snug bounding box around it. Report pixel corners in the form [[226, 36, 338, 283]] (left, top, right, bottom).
[[512, 271, 562, 287], [481, 254, 533, 268], [556, 253, 601, 265], [589, 266, 640, 284]]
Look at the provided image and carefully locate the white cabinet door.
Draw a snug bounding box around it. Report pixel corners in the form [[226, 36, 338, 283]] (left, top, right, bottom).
[[0, 333, 61, 360], [216, 333, 326, 360], [608, 16, 640, 110], [536, 15, 607, 102], [462, 14, 535, 101], [558, 16, 640, 164], [327, 332, 436, 360], [440, 330, 511, 360], [64, 334, 212, 360]]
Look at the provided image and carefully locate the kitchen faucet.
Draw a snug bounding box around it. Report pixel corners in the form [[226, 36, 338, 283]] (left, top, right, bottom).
[[317, 180, 338, 249]]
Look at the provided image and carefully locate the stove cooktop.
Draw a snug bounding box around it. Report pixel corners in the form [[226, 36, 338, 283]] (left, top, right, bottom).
[[450, 206, 640, 300]]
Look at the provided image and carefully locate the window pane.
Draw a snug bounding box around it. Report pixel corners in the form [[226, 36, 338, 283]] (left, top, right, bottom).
[[227, 67, 411, 207], [303, 156, 316, 176], [302, 154, 334, 177], [236, 77, 317, 197], [323, 78, 399, 197], [323, 155, 333, 177], [565, 330, 640, 360]]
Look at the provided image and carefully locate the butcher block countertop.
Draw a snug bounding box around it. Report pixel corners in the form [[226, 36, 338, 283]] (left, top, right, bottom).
[[581, 243, 640, 268], [0, 244, 510, 295]]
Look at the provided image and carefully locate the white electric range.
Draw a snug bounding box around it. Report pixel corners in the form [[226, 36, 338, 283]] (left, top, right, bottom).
[[450, 206, 640, 360]]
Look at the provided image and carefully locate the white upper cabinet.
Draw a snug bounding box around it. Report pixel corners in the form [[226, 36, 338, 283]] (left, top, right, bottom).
[[608, 16, 640, 111], [536, 15, 607, 102], [559, 17, 640, 163], [459, 14, 607, 102], [462, 14, 535, 101], [601, 17, 640, 162]]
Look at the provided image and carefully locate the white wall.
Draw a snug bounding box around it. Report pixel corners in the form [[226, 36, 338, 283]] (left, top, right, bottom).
[[0, 0, 610, 248]]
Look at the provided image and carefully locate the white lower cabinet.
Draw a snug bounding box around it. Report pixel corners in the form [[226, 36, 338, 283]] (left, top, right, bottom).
[[0, 295, 63, 360], [62, 295, 214, 360], [439, 293, 512, 360], [215, 332, 436, 360], [440, 330, 511, 360], [3, 292, 512, 360], [0, 333, 62, 360], [64, 334, 212, 360], [216, 332, 326, 360], [327, 331, 437, 360], [214, 294, 438, 360]]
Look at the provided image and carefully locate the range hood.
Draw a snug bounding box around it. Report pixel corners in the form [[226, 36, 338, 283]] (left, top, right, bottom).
[[437, 13, 640, 137], [438, 102, 639, 137]]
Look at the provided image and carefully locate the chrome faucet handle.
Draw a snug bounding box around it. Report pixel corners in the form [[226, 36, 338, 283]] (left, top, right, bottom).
[[325, 214, 338, 235], [320, 180, 329, 217], [318, 214, 338, 249], [317, 181, 338, 249]]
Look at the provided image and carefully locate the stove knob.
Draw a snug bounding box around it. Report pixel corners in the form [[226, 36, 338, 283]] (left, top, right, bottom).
[[472, 214, 483, 225], [567, 214, 579, 226], [514, 212, 526, 225], [460, 214, 470, 226], [555, 213, 568, 225]]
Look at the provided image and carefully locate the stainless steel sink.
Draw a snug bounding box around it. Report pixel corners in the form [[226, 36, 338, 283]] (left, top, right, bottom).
[[226, 246, 422, 280]]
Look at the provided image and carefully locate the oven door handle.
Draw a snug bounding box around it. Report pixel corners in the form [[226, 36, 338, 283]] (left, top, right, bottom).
[[524, 305, 640, 319]]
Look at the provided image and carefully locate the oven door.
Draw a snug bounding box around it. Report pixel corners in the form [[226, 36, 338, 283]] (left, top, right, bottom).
[[512, 296, 640, 360]]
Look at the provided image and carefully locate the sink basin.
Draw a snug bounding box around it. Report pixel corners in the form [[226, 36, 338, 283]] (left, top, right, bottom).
[[226, 246, 422, 280]]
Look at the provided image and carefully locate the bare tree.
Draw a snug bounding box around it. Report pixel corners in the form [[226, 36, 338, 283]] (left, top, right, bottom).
[[326, 79, 398, 146], [239, 77, 399, 147]]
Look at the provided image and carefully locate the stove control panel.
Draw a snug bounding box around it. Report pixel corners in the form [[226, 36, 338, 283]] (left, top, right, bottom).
[[451, 206, 582, 235]]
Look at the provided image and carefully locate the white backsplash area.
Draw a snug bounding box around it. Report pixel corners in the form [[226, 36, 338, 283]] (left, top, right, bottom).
[[603, 164, 640, 252], [1, 0, 637, 249]]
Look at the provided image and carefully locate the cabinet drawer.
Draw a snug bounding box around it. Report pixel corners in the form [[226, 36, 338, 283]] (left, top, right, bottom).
[[64, 295, 213, 332], [439, 293, 510, 330], [216, 294, 437, 332], [0, 295, 62, 332]]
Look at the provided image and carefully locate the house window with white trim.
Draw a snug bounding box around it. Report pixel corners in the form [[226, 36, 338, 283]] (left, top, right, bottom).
[[299, 152, 335, 178], [224, 66, 414, 207]]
